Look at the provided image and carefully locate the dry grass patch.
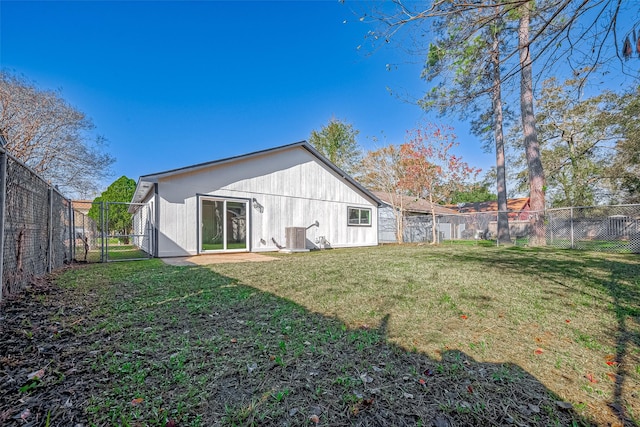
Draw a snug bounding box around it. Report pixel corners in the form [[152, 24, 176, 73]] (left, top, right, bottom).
[[210, 244, 640, 425]]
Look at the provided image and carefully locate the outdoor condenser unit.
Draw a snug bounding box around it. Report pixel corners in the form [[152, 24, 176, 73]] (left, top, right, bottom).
[[285, 227, 306, 250]]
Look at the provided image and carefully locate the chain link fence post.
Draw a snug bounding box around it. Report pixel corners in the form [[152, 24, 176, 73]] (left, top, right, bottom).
[[0, 147, 6, 303], [570, 206, 574, 249]]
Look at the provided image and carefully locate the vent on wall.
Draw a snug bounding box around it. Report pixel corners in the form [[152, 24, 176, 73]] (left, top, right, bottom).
[[285, 227, 306, 250]]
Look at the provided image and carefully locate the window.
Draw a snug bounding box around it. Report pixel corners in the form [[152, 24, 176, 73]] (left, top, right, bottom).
[[348, 207, 372, 226]]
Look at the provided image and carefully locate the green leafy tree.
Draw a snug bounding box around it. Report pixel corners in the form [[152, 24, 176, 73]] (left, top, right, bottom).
[[448, 184, 497, 204], [610, 86, 640, 203], [88, 176, 136, 243], [509, 73, 624, 207], [309, 118, 361, 175]]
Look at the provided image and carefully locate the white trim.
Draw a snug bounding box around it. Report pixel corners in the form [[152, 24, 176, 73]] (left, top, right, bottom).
[[198, 195, 250, 254]]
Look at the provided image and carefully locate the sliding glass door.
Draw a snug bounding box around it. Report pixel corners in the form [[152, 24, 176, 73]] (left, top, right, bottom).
[[200, 198, 248, 252]]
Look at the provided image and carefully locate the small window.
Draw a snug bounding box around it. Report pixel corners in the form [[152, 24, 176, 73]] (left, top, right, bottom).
[[348, 207, 372, 226]]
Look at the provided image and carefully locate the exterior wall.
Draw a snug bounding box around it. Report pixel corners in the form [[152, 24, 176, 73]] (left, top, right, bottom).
[[132, 195, 155, 254], [378, 205, 398, 243], [378, 205, 434, 243], [155, 147, 378, 256]]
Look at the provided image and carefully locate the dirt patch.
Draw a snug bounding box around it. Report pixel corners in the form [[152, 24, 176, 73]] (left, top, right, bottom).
[[0, 276, 95, 426]]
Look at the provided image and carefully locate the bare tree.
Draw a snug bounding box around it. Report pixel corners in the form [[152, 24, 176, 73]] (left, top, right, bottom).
[[0, 71, 114, 198], [358, 144, 407, 242]]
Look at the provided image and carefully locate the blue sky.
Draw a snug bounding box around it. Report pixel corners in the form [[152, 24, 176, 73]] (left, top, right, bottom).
[[1, 0, 488, 190], [1, 1, 637, 193]]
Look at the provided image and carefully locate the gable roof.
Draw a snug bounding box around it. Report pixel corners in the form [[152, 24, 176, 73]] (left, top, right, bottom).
[[446, 197, 531, 214], [130, 141, 382, 206], [372, 191, 458, 215]]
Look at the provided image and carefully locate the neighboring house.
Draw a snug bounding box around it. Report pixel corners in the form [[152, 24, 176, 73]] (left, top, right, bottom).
[[373, 191, 458, 243], [129, 141, 381, 257], [445, 198, 532, 239], [447, 198, 531, 219], [71, 200, 94, 236], [71, 200, 99, 255]]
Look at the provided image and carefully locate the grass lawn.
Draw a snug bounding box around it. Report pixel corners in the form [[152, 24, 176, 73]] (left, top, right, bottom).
[[1, 245, 638, 426]]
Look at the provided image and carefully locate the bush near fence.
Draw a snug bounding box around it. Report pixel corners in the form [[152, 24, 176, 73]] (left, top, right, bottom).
[[0, 146, 75, 303]]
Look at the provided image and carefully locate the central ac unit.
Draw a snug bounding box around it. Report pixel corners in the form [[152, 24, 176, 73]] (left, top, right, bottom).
[[285, 227, 306, 250]]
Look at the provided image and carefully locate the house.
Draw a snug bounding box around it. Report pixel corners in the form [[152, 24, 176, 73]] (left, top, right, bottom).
[[446, 198, 532, 239], [373, 191, 458, 243], [129, 141, 381, 257], [447, 198, 531, 219]]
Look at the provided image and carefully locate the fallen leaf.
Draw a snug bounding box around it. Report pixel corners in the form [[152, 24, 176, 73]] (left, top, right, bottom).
[[20, 409, 31, 421], [230, 338, 237, 343], [360, 373, 373, 383], [131, 397, 144, 405], [309, 414, 319, 423], [585, 373, 598, 383], [460, 315, 468, 320], [565, 319, 571, 323], [606, 360, 618, 366], [604, 354, 616, 361], [27, 369, 45, 381], [424, 368, 434, 377], [165, 420, 177, 427], [403, 392, 414, 399], [418, 378, 426, 385], [534, 348, 543, 355], [606, 372, 618, 382], [467, 385, 473, 393]]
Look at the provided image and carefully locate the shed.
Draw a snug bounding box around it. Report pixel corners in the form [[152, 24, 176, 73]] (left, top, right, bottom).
[[373, 191, 458, 243], [129, 141, 381, 257]]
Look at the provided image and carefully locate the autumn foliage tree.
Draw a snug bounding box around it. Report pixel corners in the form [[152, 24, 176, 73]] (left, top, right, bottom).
[[399, 124, 480, 244]]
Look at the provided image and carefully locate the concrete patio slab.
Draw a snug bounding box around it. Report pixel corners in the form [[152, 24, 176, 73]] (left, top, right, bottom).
[[161, 252, 279, 266]]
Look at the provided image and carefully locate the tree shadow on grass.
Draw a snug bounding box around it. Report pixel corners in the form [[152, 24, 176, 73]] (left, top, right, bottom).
[[445, 247, 640, 426], [171, 273, 591, 426], [0, 262, 593, 426]]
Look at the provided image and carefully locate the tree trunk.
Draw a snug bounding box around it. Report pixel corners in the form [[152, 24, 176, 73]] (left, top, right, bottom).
[[518, 5, 546, 246], [395, 193, 404, 243], [491, 25, 511, 245], [429, 192, 438, 244]]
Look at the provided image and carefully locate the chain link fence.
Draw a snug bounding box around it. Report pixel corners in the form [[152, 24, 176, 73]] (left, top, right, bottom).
[[0, 146, 74, 302], [434, 205, 640, 253], [73, 202, 102, 263], [546, 205, 640, 252]]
